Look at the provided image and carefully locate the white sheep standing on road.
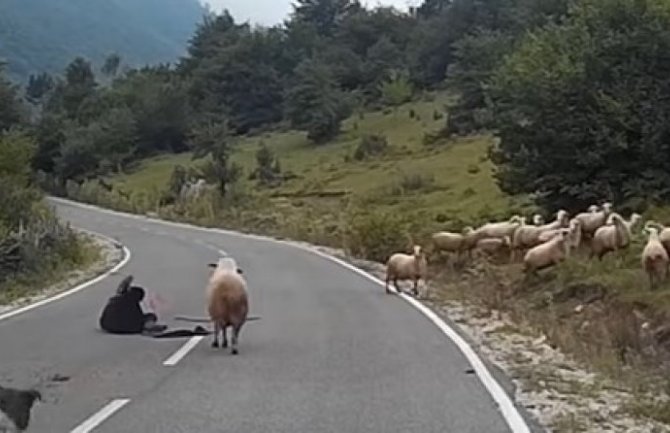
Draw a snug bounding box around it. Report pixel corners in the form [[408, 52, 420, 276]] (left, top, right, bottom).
[[206, 256, 249, 355]]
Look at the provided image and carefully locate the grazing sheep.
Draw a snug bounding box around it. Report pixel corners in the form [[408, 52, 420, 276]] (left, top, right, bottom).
[[644, 221, 670, 255], [475, 236, 511, 258], [511, 210, 570, 261], [471, 215, 523, 240], [590, 213, 641, 260], [537, 217, 581, 245], [0, 385, 41, 433], [523, 228, 572, 273], [385, 245, 428, 296], [206, 257, 249, 355], [532, 214, 545, 226], [641, 227, 669, 289], [574, 202, 613, 238], [431, 227, 476, 259]]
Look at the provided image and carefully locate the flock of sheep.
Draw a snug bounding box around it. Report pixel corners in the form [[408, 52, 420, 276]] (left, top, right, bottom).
[[385, 202, 670, 295]]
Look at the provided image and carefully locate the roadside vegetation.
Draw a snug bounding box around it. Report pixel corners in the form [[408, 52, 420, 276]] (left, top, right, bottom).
[[9, 0, 670, 428], [0, 67, 100, 305]]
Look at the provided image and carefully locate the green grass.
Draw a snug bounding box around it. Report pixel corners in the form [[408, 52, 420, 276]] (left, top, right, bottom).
[[113, 92, 532, 224]]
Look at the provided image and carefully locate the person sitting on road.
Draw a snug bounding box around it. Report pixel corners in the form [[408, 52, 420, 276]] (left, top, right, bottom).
[[99, 275, 167, 335]]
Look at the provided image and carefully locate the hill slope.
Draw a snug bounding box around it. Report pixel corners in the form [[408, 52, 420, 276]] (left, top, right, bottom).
[[0, 0, 206, 81]]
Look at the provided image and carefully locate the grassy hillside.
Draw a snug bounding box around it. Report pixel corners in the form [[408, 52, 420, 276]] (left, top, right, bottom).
[[112, 92, 533, 226], [0, 0, 205, 81]]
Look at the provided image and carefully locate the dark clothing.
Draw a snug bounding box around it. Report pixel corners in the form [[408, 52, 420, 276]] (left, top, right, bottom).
[[99, 285, 156, 334]]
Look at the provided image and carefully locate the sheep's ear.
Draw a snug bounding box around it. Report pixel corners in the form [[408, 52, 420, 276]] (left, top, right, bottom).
[[207, 263, 217, 268], [236, 268, 243, 274]]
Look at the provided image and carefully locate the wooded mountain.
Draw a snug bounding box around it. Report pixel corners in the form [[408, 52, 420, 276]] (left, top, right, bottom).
[[0, 0, 206, 81]]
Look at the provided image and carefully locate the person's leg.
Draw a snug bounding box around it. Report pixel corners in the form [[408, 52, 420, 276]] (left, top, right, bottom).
[[142, 313, 166, 333]]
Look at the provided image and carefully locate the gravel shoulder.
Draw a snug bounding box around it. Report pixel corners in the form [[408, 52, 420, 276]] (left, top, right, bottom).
[[0, 229, 125, 316]]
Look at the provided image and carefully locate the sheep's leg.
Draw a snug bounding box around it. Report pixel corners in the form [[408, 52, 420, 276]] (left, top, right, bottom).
[[231, 323, 243, 355], [211, 323, 220, 348], [412, 278, 419, 297], [385, 276, 391, 294], [393, 278, 401, 294], [221, 325, 228, 348]]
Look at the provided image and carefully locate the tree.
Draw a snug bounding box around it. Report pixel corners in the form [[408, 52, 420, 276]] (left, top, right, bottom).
[[56, 57, 98, 119], [284, 59, 352, 144], [25, 73, 55, 105], [446, 29, 514, 134], [188, 118, 240, 196], [55, 123, 101, 182], [489, 0, 670, 211], [292, 0, 361, 37], [0, 64, 25, 131], [101, 53, 121, 78], [95, 106, 138, 173], [379, 69, 413, 109], [32, 113, 66, 173], [253, 141, 282, 186]]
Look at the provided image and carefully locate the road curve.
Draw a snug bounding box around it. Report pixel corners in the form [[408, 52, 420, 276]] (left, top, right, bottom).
[[0, 198, 543, 433]]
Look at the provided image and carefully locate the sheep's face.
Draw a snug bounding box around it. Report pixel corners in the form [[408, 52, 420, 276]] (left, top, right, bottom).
[[588, 205, 599, 213], [412, 245, 423, 257], [602, 202, 613, 214], [645, 227, 659, 238]]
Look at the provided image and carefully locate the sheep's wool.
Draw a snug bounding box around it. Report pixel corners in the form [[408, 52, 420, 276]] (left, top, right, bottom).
[[216, 257, 238, 272]]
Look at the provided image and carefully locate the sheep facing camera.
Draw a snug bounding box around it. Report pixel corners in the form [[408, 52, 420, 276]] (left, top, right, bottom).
[[207, 263, 243, 274]]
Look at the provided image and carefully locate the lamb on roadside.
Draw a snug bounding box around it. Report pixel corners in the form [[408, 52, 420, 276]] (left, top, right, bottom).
[[385, 245, 428, 297], [641, 226, 669, 290], [206, 257, 249, 355], [590, 212, 641, 260], [523, 228, 572, 274], [510, 210, 570, 261], [574, 202, 613, 238]]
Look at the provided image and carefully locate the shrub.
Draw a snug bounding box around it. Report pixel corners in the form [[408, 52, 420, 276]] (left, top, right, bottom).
[[344, 210, 412, 262], [353, 134, 389, 161]]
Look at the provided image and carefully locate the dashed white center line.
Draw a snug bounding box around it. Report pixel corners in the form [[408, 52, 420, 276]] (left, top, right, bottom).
[[163, 336, 205, 367], [70, 398, 130, 433]]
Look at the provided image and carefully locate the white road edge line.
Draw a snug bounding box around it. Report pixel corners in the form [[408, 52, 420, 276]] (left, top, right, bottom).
[[163, 336, 205, 366], [0, 228, 132, 322], [48, 196, 532, 433], [70, 398, 130, 433]]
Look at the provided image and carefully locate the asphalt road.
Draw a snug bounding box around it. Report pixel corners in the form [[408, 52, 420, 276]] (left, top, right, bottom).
[[0, 198, 542, 433]]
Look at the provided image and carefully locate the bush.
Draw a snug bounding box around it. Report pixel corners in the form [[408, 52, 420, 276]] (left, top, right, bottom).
[[344, 210, 412, 262], [353, 134, 389, 161], [390, 173, 436, 196]]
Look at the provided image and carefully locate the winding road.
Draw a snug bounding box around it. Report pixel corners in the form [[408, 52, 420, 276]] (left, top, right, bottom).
[[0, 197, 543, 433]]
